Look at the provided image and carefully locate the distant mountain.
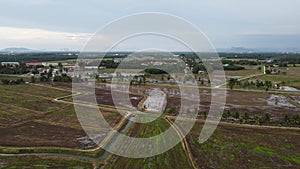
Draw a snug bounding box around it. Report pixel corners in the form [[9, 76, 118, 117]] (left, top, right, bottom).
[[0, 47, 34, 53], [218, 47, 300, 53], [218, 47, 256, 53]]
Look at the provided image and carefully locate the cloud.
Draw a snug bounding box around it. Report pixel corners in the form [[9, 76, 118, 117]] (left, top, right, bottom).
[[0, 26, 92, 50], [0, 26, 92, 40]]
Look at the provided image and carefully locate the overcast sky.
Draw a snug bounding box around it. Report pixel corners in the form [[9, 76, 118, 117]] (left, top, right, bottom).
[[0, 0, 299, 51]]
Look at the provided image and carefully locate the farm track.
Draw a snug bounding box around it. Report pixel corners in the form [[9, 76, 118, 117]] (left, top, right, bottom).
[[165, 117, 199, 169]]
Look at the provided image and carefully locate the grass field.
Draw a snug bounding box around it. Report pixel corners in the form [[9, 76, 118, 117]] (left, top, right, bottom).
[[0, 84, 71, 98], [104, 117, 191, 169], [225, 65, 261, 77], [0, 89, 65, 112], [0, 156, 97, 169], [0, 75, 31, 82], [187, 120, 300, 169], [245, 67, 300, 88]]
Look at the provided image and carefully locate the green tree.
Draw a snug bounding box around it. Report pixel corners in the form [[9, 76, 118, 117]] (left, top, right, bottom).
[[58, 62, 63, 73], [30, 76, 36, 83], [262, 113, 271, 123], [228, 78, 237, 90], [165, 108, 176, 115], [254, 115, 261, 125], [233, 112, 240, 119], [243, 112, 249, 121], [283, 114, 289, 124], [292, 115, 300, 125]]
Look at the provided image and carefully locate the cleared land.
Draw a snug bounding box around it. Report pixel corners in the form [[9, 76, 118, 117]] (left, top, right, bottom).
[[187, 120, 300, 169], [0, 71, 299, 168], [0, 84, 122, 149]]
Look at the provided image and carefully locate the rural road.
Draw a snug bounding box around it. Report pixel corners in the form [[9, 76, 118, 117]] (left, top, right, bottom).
[[165, 117, 199, 169]]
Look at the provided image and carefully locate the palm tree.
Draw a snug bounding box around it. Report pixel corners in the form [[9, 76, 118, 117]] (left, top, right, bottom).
[[292, 115, 300, 125], [243, 112, 249, 121], [283, 114, 289, 124], [263, 113, 271, 123], [233, 112, 240, 120], [58, 62, 63, 73], [254, 115, 261, 125], [228, 78, 236, 90], [30, 76, 36, 83]]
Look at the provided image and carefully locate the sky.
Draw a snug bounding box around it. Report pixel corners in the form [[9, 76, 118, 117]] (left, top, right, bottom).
[[0, 0, 300, 51]]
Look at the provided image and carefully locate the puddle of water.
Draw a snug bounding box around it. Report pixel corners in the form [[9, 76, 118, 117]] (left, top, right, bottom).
[[267, 94, 295, 107], [280, 86, 299, 91]]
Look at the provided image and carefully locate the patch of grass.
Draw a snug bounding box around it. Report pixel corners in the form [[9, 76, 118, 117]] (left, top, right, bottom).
[[253, 146, 276, 156], [284, 155, 300, 164], [0, 90, 64, 112], [246, 67, 300, 87], [188, 120, 300, 168], [0, 84, 71, 98]]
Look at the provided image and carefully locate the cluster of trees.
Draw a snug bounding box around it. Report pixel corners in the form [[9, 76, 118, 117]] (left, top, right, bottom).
[[283, 114, 300, 125], [224, 65, 245, 71], [1, 78, 25, 85], [221, 111, 272, 124], [0, 53, 77, 62], [229, 78, 273, 90], [199, 111, 272, 125], [222, 59, 259, 66], [221, 60, 246, 71], [197, 77, 210, 86], [99, 59, 119, 68], [38, 63, 74, 83], [0, 63, 29, 74], [130, 75, 146, 85], [53, 74, 72, 82], [145, 68, 167, 74], [96, 77, 107, 83], [198, 110, 300, 126], [39, 65, 54, 82], [164, 108, 176, 115]]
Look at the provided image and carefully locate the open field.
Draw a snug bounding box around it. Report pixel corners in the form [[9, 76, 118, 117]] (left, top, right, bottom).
[[187, 120, 300, 169], [0, 70, 299, 168], [0, 90, 65, 112], [245, 67, 300, 88], [103, 117, 192, 169], [0, 156, 97, 169], [166, 88, 300, 125], [0, 103, 39, 125], [0, 84, 123, 149], [0, 75, 31, 82], [0, 84, 71, 98], [0, 105, 122, 149]]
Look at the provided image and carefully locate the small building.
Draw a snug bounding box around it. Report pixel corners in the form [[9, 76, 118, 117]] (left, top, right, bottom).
[[25, 61, 43, 67], [1, 62, 20, 66], [64, 66, 78, 71], [84, 66, 98, 70]]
